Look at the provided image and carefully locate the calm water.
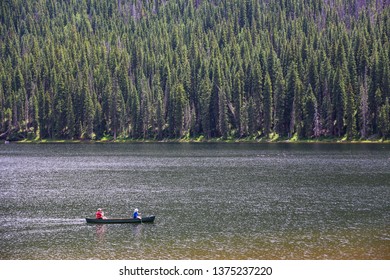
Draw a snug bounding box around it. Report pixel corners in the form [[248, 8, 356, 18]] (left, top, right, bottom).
[[0, 143, 389, 260]]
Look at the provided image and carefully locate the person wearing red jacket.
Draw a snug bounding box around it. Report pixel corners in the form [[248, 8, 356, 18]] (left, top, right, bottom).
[[95, 208, 106, 219]]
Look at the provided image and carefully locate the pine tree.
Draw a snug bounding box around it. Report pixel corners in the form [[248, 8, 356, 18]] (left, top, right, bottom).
[[54, 75, 67, 138], [199, 72, 212, 138], [173, 82, 185, 138], [286, 62, 303, 138], [345, 84, 357, 140], [66, 91, 75, 139], [232, 66, 244, 136], [274, 68, 286, 136], [0, 79, 5, 132], [263, 72, 273, 137], [209, 60, 221, 138], [156, 93, 164, 140], [251, 62, 263, 135], [152, 73, 165, 140], [83, 88, 95, 139], [333, 69, 346, 137], [303, 85, 316, 138], [94, 101, 105, 139], [1, 0, 389, 141], [378, 98, 390, 139], [38, 89, 49, 139], [218, 83, 228, 139], [359, 82, 369, 139], [30, 93, 39, 137]]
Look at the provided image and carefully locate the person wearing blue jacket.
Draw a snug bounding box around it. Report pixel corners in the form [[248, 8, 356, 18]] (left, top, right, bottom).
[[133, 208, 142, 219]]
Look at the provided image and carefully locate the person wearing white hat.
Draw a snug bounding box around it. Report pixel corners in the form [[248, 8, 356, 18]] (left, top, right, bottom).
[[95, 208, 107, 219], [133, 208, 142, 220]]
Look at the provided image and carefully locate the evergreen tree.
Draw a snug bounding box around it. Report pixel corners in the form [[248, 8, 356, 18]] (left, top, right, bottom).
[[232, 66, 244, 137], [274, 68, 286, 136], [263, 72, 273, 137], [345, 84, 357, 140], [251, 62, 263, 134], [378, 98, 390, 138], [66, 91, 75, 139], [333, 69, 346, 137], [30, 92, 39, 137], [209, 60, 222, 138], [83, 87, 95, 139], [303, 85, 316, 138], [0, 0, 389, 141], [53, 75, 67, 138], [199, 73, 212, 138], [359, 82, 369, 139], [286, 62, 303, 137], [173, 82, 186, 138], [0, 75, 4, 131], [94, 101, 105, 139]]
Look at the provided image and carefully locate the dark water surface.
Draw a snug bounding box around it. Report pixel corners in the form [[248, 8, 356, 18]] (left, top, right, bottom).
[[0, 143, 389, 259]]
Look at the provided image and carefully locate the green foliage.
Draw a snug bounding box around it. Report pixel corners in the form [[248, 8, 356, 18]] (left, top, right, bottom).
[[378, 98, 390, 138], [0, 0, 389, 141]]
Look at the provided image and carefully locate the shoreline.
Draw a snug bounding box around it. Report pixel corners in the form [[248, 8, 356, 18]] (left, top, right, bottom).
[[5, 137, 390, 144]]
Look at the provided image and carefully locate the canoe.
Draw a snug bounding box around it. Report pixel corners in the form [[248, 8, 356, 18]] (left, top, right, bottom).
[[85, 215, 155, 224]]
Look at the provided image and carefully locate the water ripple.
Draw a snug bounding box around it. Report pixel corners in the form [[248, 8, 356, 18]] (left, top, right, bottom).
[[1, 143, 389, 259]]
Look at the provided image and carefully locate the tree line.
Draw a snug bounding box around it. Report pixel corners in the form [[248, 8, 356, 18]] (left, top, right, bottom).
[[0, 0, 389, 141]]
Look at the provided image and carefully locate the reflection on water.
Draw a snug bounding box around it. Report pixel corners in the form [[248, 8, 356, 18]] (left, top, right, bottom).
[[95, 225, 106, 241], [0, 143, 389, 259]]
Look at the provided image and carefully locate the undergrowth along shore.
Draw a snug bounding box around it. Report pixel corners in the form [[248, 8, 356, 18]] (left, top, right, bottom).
[[9, 135, 390, 144]]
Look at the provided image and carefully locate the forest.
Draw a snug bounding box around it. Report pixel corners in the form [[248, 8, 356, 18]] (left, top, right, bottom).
[[0, 0, 389, 141]]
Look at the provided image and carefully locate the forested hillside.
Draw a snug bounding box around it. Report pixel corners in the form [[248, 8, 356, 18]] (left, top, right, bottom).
[[1, 0, 389, 141]]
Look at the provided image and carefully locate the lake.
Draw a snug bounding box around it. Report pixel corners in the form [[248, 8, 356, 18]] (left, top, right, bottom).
[[0, 142, 389, 259]]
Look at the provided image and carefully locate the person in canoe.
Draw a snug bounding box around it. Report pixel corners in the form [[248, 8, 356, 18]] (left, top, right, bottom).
[[95, 208, 107, 219], [133, 208, 142, 220]]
